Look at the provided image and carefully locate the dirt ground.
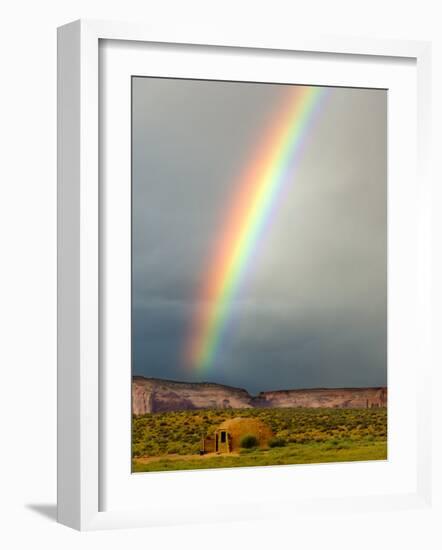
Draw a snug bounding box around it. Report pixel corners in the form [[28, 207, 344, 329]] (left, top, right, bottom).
[[134, 451, 240, 464]]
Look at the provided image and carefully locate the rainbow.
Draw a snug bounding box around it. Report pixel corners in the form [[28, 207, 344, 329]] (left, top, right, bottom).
[[184, 85, 329, 371]]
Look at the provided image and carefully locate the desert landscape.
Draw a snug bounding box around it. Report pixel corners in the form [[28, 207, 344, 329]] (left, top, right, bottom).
[[131, 81, 388, 475], [132, 377, 387, 472]]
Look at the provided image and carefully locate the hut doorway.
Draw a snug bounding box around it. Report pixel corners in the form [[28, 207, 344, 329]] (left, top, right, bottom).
[[215, 430, 228, 452]]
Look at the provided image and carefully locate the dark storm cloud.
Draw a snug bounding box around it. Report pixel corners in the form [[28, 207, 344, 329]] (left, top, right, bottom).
[[132, 77, 387, 394]]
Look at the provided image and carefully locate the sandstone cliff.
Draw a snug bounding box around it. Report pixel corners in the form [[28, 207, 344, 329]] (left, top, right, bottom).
[[132, 376, 253, 415], [252, 386, 387, 409], [132, 376, 387, 415]]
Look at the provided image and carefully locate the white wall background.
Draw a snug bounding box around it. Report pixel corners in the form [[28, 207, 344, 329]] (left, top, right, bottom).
[[0, 1, 440, 548]]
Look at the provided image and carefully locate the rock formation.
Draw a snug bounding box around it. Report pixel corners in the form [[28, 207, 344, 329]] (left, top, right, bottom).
[[252, 386, 387, 409], [132, 376, 253, 415], [132, 376, 387, 415]]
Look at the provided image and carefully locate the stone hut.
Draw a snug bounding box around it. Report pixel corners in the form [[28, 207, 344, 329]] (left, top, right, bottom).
[[200, 417, 273, 454]]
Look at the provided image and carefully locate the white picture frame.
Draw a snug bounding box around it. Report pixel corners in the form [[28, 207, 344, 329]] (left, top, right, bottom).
[[57, 19, 433, 531]]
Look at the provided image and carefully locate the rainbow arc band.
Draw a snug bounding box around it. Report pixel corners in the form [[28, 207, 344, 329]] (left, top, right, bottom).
[[184, 85, 329, 372]]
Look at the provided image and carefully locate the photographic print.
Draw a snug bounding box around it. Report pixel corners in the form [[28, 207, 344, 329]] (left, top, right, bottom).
[[131, 77, 387, 473]]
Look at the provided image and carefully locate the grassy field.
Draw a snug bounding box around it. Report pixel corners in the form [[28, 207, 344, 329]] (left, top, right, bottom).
[[132, 407, 387, 472]]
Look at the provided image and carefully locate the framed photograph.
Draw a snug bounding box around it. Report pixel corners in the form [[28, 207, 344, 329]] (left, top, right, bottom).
[[57, 20, 433, 530], [130, 77, 389, 472]]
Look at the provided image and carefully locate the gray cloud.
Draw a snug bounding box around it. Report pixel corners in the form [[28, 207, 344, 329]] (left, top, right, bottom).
[[132, 77, 386, 394]]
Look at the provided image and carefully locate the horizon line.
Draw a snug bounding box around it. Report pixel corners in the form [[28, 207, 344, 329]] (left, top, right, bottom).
[[132, 374, 387, 395]]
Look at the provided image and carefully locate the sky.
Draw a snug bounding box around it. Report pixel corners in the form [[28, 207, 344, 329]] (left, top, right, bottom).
[[132, 77, 387, 394]]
